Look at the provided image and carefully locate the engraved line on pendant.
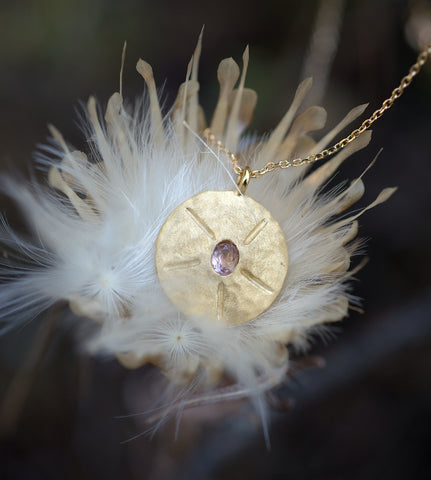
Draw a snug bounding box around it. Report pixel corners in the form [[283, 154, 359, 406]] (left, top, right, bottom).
[[185, 207, 216, 240], [164, 258, 201, 271], [240, 269, 274, 294], [217, 282, 225, 321], [243, 218, 268, 245]]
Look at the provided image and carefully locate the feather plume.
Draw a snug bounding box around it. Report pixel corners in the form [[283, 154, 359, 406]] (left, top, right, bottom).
[[0, 38, 395, 429]]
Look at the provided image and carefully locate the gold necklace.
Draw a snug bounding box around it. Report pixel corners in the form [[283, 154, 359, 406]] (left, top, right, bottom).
[[155, 44, 431, 327]]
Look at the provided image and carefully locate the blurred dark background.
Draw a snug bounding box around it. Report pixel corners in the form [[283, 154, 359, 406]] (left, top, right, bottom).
[[1, 0, 431, 478]]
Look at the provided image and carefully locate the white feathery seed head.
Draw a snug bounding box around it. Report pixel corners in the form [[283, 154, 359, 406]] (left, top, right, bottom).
[[0, 34, 396, 427]]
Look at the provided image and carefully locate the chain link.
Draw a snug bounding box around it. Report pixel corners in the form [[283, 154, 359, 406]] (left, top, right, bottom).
[[204, 44, 431, 179]]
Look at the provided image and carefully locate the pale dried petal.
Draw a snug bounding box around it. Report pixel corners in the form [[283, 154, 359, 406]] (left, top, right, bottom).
[[311, 103, 369, 154], [197, 104, 207, 132], [48, 166, 95, 221], [116, 352, 162, 370], [136, 59, 165, 145], [332, 187, 398, 230], [105, 92, 134, 165], [274, 106, 327, 161], [331, 178, 366, 214], [259, 77, 313, 161], [227, 87, 258, 138], [210, 57, 240, 136], [47, 124, 71, 154], [226, 46, 249, 151], [302, 130, 372, 192], [172, 57, 194, 137], [187, 27, 204, 134]]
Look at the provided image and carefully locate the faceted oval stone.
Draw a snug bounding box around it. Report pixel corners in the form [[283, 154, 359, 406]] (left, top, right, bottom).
[[211, 240, 239, 276]]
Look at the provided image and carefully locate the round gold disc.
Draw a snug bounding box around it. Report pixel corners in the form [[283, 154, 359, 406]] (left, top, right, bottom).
[[155, 191, 288, 326]]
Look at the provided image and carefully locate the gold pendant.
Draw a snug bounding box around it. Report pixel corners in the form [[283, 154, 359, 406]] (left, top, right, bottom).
[[155, 190, 288, 326]]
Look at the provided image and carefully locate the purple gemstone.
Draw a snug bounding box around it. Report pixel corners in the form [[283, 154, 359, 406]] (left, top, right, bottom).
[[211, 240, 239, 276]]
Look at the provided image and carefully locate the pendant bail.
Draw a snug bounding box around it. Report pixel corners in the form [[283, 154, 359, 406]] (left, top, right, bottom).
[[237, 167, 252, 195]]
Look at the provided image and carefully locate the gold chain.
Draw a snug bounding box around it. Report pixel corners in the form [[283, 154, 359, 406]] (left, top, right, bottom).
[[204, 44, 431, 179]]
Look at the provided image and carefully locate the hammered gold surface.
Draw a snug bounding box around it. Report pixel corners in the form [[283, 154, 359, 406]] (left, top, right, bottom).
[[155, 191, 288, 326]]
